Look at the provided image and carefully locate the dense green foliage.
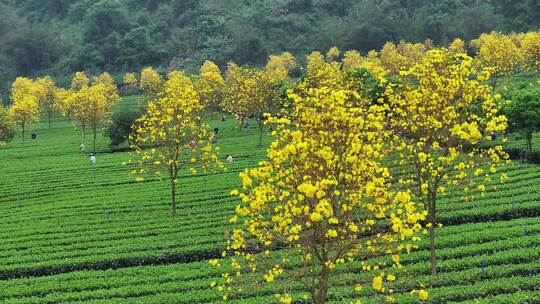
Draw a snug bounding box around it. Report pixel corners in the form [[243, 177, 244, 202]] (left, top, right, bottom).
[[0, 96, 538, 303], [504, 87, 540, 159], [105, 107, 142, 147], [0, 0, 539, 92]]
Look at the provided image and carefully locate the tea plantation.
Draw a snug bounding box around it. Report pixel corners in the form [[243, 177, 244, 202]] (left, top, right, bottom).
[[0, 97, 539, 303]]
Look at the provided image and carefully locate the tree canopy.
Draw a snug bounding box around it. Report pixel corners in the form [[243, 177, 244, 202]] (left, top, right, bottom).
[[1, 0, 539, 92]]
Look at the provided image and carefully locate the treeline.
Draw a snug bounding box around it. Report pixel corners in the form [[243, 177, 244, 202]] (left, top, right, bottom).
[[0, 0, 539, 92]]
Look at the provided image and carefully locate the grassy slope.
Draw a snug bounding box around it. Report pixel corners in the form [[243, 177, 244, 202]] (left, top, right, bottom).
[[0, 96, 538, 303]]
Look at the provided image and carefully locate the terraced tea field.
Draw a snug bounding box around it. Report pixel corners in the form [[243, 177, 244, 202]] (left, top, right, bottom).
[[0, 97, 539, 303]]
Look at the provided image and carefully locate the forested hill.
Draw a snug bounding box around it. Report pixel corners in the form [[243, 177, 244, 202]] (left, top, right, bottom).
[[0, 0, 539, 90]]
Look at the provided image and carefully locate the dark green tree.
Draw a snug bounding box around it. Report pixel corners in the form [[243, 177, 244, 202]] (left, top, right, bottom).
[[505, 87, 540, 159]]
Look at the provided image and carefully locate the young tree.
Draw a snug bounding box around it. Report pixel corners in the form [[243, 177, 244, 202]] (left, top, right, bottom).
[[58, 72, 120, 153], [213, 83, 427, 304], [34, 76, 58, 128], [56, 87, 89, 142], [71, 71, 89, 91], [129, 71, 222, 216], [123, 72, 138, 93], [8, 77, 40, 142], [0, 103, 15, 145], [505, 87, 540, 159], [471, 32, 522, 86], [139, 67, 163, 102], [389, 50, 509, 276], [194, 60, 225, 113], [222, 62, 253, 130], [82, 80, 120, 154], [519, 31, 540, 74], [265, 52, 297, 81]]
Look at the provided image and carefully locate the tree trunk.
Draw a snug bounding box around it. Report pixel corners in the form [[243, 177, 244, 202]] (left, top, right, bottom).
[[48, 112, 51, 129], [240, 117, 245, 131], [526, 134, 533, 161], [257, 119, 263, 146], [429, 224, 437, 276], [21, 125, 25, 142], [82, 121, 87, 142], [92, 126, 97, 155], [428, 192, 438, 275], [171, 181, 177, 217], [314, 265, 330, 304]]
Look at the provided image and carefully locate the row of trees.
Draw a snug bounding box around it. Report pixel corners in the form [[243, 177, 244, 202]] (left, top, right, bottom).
[[1, 72, 119, 154], [1, 29, 537, 304], [2, 0, 539, 91]]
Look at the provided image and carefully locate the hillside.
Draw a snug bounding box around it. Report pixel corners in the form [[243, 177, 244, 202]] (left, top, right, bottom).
[[0, 0, 539, 91], [0, 96, 538, 303]]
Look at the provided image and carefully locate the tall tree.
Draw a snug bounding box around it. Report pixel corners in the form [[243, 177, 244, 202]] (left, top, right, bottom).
[[389, 49, 509, 275], [129, 71, 222, 216], [8, 77, 39, 142], [34, 76, 57, 128], [213, 76, 427, 304]]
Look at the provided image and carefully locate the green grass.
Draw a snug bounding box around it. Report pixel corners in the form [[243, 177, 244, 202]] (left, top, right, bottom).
[[0, 96, 538, 303]]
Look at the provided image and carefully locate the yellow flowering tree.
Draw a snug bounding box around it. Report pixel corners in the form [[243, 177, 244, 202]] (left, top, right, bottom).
[[129, 72, 222, 216], [94, 72, 118, 98], [123, 72, 138, 93], [389, 49, 509, 275], [379, 42, 408, 77], [0, 103, 15, 145], [8, 77, 40, 142], [214, 83, 426, 303], [222, 63, 255, 131], [56, 87, 89, 142], [194, 60, 225, 112], [302, 50, 343, 89], [84, 73, 120, 153], [34, 76, 58, 128], [265, 52, 297, 81], [342, 50, 363, 71], [519, 31, 540, 73], [139, 67, 164, 102], [71, 72, 89, 91], [471, 32, 522, 85], [58, 72, 119, 153], [448, 38, 466, 53]]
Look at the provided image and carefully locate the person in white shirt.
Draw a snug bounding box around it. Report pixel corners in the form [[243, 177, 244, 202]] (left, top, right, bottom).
[[90, 154, 96, 166], [226, 154, 234, 163]]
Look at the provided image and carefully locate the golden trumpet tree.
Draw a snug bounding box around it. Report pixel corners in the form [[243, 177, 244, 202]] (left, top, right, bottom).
[[8, 77, 40, 142], [139, 67, 163, 102], [342, 50, 363, 71], [71, 72, 89, 91], [123, 72, 138, 91], [449, 38, 466, 53], [519, 31, 540, 73], [223, 57, 290, 145], [471, 32, 522, 84], [222, 63, 255, 131], [94, 72, 118, 97], [265, 52, 297, 81], [129, 71, 222, 216], [194, 60, 225, 112], [0, 103, 15, 146], [59, 72, 120, 153], [213, 83, 427, 304], [34, 76, 58, 128], [389, 50, 509, 276], [54, 87, 88, 141]]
